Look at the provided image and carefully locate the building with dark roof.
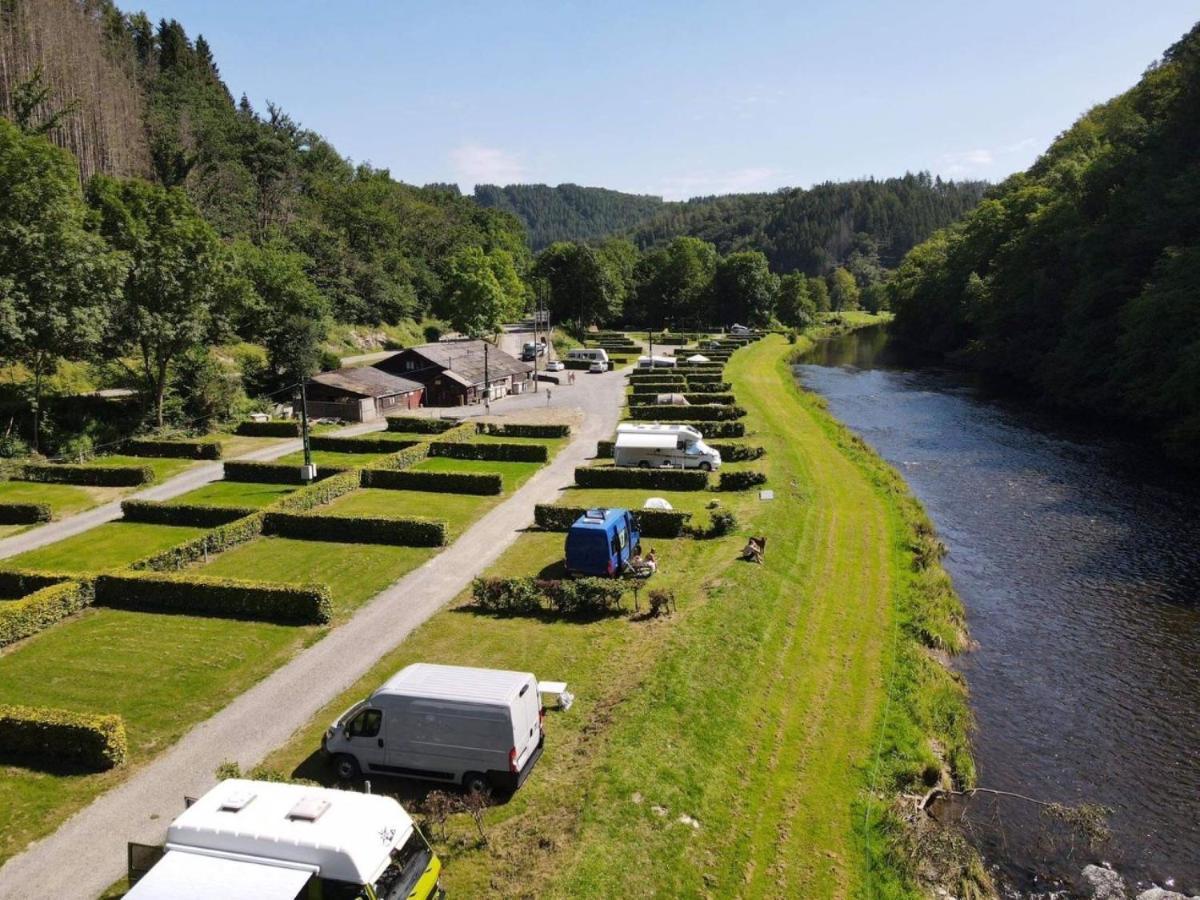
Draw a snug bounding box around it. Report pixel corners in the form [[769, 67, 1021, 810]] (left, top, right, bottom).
[[301, 366, 424, 422], [373, 340, 533, 407]]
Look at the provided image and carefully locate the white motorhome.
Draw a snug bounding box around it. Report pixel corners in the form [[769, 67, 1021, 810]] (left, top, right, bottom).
[[566, 348, 609, 365], [636, 355, 676, 369], [126, 779, 442, 900], [323, 663, 544, 795], [613, 423, 721, 471]]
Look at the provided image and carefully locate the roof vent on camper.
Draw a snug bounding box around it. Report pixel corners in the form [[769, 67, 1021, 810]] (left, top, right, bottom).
[[585, 508, 607, 520], [218, 790, 256, 813], [286, 796, 331, 823]]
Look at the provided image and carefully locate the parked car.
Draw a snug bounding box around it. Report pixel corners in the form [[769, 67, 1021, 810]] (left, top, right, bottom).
[[565, 507, 640, 576], [323, 663, 545, 795], [545, 359, 565, 372], [588, 359, 606, 373], [521, 341, 547, 361]]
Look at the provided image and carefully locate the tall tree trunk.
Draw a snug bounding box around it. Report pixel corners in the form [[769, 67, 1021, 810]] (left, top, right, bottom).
[[30, 355, 43, 455], [155, 357, 169, 428]]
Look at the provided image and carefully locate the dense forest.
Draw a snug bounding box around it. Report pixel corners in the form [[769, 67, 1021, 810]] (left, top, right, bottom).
[[890, 23, 1200, 464], [472, 183, 670, 250]]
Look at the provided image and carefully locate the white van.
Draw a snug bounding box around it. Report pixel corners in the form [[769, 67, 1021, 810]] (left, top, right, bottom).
[[636, 355, 676, 369], [566, 348, 609, 365], [126, 779, 442, 900], [323, 663, 544, 795], [613, 423, 721, 471]]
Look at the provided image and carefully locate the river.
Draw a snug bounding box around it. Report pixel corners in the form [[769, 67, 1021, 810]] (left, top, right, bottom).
[[795, 326, 1200, 895]]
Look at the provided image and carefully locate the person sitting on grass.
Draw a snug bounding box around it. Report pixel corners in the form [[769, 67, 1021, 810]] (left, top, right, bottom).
[[742, 536, 766, 564]]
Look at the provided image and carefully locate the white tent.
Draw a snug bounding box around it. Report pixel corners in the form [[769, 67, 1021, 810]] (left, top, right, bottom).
[[686, 354, 710, 363], [643, 497, 674, 510]]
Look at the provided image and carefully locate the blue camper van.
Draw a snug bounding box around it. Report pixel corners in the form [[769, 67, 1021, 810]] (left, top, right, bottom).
[[564, 508, 640, 577]]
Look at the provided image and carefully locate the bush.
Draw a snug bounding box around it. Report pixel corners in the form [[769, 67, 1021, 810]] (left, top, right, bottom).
[[223, 461, 349, 484], [574, 466, 708, 491], [125, 438, 222, 460], [706, 509, 739, 537], [683, 393, 736, 405], [430, 441, 548, 463], [365, 441, 433, 473], [541, 578, 625, 617], [263, 512, 446, 547], [121, 500, 256, 528], [273, 469, 362, 513], [534, 503, 692, 538], [564, 359, 614, 371], [627, 404, 745, 421], [129, 513, 266, 572], [477, 422, 570, 439], [95, 571, 331, 624], [18, 462, 155, 487], [718, 470, 768, 491], [0, 502, 52, 525], [361, 469, 502, 495], [684, 380, 732, 392], [628, 420, 745, 439], [309, 435, 419, 454], [708, 442, 765, 462], [685, 373, 727, 385], [0, 704, 127, 770], [471, 576, 543, 614], [629, 382, 687, 395], [386, 417, 459, 434], [0, 581, 92, 648], [235, 420, 301, 438], [0, 568, 74, 599]]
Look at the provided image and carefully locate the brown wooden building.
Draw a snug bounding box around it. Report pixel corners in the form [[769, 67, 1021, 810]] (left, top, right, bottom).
[[373, 341, 533, 407], [302, 367, 424, 422]]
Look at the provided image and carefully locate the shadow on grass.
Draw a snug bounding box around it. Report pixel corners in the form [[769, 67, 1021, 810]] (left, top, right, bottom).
[[0, 751, 109, 776], [288, 749, 516, 805]]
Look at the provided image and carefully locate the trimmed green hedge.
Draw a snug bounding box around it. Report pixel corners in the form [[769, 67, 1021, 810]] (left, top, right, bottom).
[[121, 500, 256, 528], [274, 469, 362, 513], [223, 461, 348, 484], [0, 704, 127, 770], [574, 466, 708, 491], [0, 581, 92, 649], [430, 441, 548, 463], [718, 470, 768, 491], [471, 576, 625, 618], [477, 422, 570, 439], [386, 417, 460, 434], [708, 442, 766, 462], [95, 571, 332, 624], [0, 502, 52, 525], [683, 393, 736, 405], [685, 373, 728, 384], [126, 438, 222, 460], [309, 435, 419, 454], [534, 503, 692, 538], [630, 383, 686, 395], [683, 381, 732, 393], [361, 469, 503, 495], [627, 404, 745, 421], [129, 513, 266, 572], [235, 420, 300, 437], [564, 359, 615, 371], [595, 440, 614, 459], [364, 441, 432, 473], [0, 568, 73, 599], [18, 462, 155, 487], [263, 511, 446, 547]]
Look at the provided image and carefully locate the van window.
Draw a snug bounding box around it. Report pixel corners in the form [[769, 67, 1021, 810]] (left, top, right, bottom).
[[347, 708, 382, 738]]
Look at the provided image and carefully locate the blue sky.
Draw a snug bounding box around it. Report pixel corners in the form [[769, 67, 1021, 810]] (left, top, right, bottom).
[[133, 0, 1198, 199]]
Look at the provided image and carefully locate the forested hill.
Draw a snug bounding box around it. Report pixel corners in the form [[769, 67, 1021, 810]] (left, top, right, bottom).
[[890, 22, 1200, 464], [472, 183, 670, 250]]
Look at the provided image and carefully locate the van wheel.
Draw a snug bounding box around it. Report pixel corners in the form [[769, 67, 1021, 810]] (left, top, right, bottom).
[[699, 462, 712, 472], [331, 754, 360, 781], [638, 461, 650, 469], [463, 772, 490, 795]]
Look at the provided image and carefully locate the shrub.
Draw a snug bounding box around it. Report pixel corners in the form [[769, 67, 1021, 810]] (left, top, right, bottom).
[[685, 373, 727, 385], [223, 461, 349, 484], [541, 578, 625, 617], [471, 576, 542, 614], [706, 509, 739, 537], [235, 420, 300, 437], [627, 404, 744, 422], [309, 435, 419, 454], [708, 442, 765, 462], [129, 513, 266, 572], [0, 704, 127, 770], [361, 469, 503, 495], [683, 393, 736, 405], [0, 581, 92, 648], [477, 422, 570, 439], [684, 380, 732, 392], [628, 420, 745, 439], [629, 382, 686, 395], [365, 441, 432, 473], [533, 504, 691, 537], [574, 466, 708, 491], [95, 572, 332, 624], [430, 441, 548, 463], [263, 512, 446, 547], [125, 438, 222, 460], [121, 500, 256, 528], [273, 469, 362, 513], [718, 470, 768, 491], [0, 568, 73, 599], [386, 417, 459, 434], [0, 503, 52, 525], [18, 462, 155, 487]]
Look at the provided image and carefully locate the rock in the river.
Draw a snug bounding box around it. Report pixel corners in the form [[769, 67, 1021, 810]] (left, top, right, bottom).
[[1083, 864, 1128, 900], [1136, 889, 1200, 900]]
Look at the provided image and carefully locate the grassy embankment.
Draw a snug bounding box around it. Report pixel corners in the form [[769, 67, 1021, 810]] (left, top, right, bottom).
[[259, 323, 974, 897]]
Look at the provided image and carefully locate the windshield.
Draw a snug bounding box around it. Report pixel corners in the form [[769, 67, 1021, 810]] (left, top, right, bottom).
[[374, 832, 433, 900]]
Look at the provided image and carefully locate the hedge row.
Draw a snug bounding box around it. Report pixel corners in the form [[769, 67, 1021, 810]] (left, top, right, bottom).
[[0, 704, 127, 771], [309, 435, 419, 454], [430, 441, 548, 463], [235, 420, 301, 437], [719, 470, 768, 491], [274, 469, 362, 513], [95, 571, 332, 625], [0, 568, 73, 599], [564, 359, 614, 371], [18, 462, 155, 487], [361, 468, 503, 495], [223, 461, 348, 484], [126, 438, 222, 460], [0, 581, 92, 649], [471, 576, 625, 618], [533, 504, 692, 538], [627, 404, 745, 422], [477, 422, 570, 439], [574, 466, 708, 491], [685, 373, 727, 385], [121, 500, 256, 528], [683, 381, 732, 392], [707, 442, 766, 462], [683, 393, 736, 405], [0, 503, 52, 525], [363, 441, 432, 473], [386, 417, 460, 434], [656, 420, 746, 438], [595, 439, 614, 458], [263, 511, 446, 547], [129, 513, 266, 572], [630, 382, 685, 395]]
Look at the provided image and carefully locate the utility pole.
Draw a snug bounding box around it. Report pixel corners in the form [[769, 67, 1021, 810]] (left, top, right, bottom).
[[484, 340, 491, 411], [298, 380, 315, 484], [648, 328, 654, 364]]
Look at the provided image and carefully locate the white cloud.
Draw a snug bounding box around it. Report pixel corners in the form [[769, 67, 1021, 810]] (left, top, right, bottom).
[[937, 138, 1038, 177], [450, 144, 525, 189], [656, 166, 782, 201]]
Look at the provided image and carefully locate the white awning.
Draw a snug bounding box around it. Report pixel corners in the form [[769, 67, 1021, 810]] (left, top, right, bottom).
[[126, 851, 314, 900], [686, 354, 710, 363], [615, 433, 677, 450]]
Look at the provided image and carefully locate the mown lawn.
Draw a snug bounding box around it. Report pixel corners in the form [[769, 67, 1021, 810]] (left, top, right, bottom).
[[169, 480, 297, 508], [274, 449, 392, 468], [5, 522, 207, 573], [321, 489, 495, 539], [0, 481, 115, 539], [408, 457, 543, 493], [86, 454, 196, 482], [0, 608, 303, 867]]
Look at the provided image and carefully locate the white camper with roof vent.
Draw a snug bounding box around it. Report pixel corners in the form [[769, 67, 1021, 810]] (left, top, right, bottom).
[[323, 663, 545, 795], [125, 778, 442, 900], [613, 422, 721, 470]]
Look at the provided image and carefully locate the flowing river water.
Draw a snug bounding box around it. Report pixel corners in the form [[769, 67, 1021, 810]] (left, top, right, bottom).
[[794, 326, 1200, 895]]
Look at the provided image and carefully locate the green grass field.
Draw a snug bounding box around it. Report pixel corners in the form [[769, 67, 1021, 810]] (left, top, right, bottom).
[[0, 481, 113, 539], [168, 480, 297, 508], [86, 454, 196, 482], [274, 449, 392, 468], [321, 489, 495, 538], [408, 457, 542, 493], [4, 521, 208, 572]]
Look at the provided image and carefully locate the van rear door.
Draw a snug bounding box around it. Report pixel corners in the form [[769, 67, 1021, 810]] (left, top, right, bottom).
[[510, 676, 542, 770]]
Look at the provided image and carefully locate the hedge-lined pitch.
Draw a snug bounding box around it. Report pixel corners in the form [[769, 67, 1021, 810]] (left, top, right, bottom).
[[0, 704, 128, 770], [18, 463, 155, 487], [95, 571, 332, 625]]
